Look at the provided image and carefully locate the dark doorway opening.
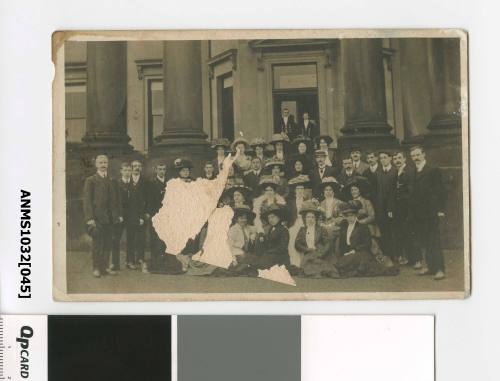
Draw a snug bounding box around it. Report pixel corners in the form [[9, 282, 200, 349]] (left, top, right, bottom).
[[218, 75, 235, 141], [273, 90, 319, 134]]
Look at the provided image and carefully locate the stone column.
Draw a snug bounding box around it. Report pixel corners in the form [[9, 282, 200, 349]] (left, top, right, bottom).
[[152, 41, 209, 176], [155, 40, 208, 146], [339, 39, 397, 148], [427, 38, 462, 134], [82, 42, 132, 151]]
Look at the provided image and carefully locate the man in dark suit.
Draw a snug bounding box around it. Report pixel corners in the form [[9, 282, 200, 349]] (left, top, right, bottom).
[[350, 148, 370, 175], [374, 150, 397, 263], [392, 151, 418, 267], [243, 157, 263, 197], [114, 161, 148, 271], [310, 150, 338, 198], [337, 157, 357, 187], [275, 108, 298, 141], [409, 146, 446, 280], [129, 160, 149, 273], [111, 162, 131, 271], [83, 154, 122, 278], [297, 112, 319, 140]]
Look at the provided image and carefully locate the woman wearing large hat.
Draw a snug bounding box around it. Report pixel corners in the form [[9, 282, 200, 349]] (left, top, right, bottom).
[[174, 158, 194, 182], [231, 135, 252, 175], [250, 137, 268, 162], [263, 158, 288, 198], [318, 176, 344, 239], [314, 134, 336, 168], [222, 181, 253, 209], [333, 200, 399, 278], [342, 176, 385, 262], [294, 200, 335, 278], [252, 175, 287, 233], [227, 204, 258, 272], [211, 138, 230, 174], [269, 133, 290, 161], [248, 203, 290, 270]]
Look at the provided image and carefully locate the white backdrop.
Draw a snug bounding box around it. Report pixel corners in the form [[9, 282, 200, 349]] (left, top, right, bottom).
[[0, 1, 497, 379]]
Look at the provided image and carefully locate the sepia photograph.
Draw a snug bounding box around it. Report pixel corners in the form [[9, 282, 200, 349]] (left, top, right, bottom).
[[52, 29, 469, 301]]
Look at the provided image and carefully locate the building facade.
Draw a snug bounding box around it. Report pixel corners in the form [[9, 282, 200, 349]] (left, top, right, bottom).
[[64, 38, 464, 249]]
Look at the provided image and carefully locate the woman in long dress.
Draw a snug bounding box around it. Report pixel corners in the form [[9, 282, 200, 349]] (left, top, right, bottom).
[[295, 200, 335, 278], [318, 177, 344, 240], [342, 176, 387, 264], [252, 176, 287, 234], [333, 200, 398, 278]]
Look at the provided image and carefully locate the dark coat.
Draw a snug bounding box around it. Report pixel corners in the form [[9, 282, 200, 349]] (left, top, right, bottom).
[[337, 169, 357, 187], [83, 173, 120, 225], [260, 224, 290, 260], [298, 120, 319, 140], [374, 166, 397, 215], [275, 115, 298, 140], [116, 178, 147, 226], [409, 164, 445, 220], [310, 166, 338, 198], [243, 170, 262, 197], [336, 220, 372, 256], [295, 225, 332, 256], [147, 177, 167, 217]]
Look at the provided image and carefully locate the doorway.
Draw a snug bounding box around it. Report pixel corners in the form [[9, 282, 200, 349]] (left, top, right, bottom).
[[218, 74, 234, 141], [271, 63, 319, 134], [273, 91, 319, 134]]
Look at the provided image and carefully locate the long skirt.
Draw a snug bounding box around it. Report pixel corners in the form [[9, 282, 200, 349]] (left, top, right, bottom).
[[301, 252, 338, 278], [335, 250, 399, 278]]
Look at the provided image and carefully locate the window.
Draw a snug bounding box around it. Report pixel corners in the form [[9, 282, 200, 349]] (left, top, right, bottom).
[[272, 63, 318, 90], [147, 79, 164, 149]]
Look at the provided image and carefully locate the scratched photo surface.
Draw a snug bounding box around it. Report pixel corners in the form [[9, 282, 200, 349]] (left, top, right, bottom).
[[52, 30, 469, 301]]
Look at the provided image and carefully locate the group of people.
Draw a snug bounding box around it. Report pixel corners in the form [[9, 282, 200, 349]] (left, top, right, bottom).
[[82, 131, 447, 281]]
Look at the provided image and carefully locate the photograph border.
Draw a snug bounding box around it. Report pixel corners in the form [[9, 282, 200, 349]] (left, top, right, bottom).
[[52, 28, 470, 301]]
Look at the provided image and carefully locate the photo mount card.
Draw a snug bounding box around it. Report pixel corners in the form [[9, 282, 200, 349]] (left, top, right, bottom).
[[52, 29, 470, 302]]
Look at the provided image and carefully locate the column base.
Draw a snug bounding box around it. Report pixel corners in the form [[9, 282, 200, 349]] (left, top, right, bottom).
[[154, 129, 209, 148], [339, 119, 399, 150], [338, 133, 399, 150], [81, 131, 133, 153], [151, 130, 211, 178]]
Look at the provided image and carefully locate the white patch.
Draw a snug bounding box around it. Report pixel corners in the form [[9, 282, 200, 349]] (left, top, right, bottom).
[[258, 265, 296, 286], [152, 155, 234, 255], [192, 206, 234, 269]]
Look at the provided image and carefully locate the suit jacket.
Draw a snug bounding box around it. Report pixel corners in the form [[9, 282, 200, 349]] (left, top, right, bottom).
[[117, 178, 147, 225], [310, 166, 338, 198], [352, 161, 369, 176], [147, 177, 167, 217], [295, 225, 331, 256], [275, 115, 298, 140], [337, 169, 357, 187], [243, 170, 262, 197], [336, 220, 372, 256], [298, 120, 319, 140], [409, 164, 445, 220], [395, 164, 415, 202], [262, 224, 290, 258], [83, 173, 120, 225], [374, 166, 397, 215]]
